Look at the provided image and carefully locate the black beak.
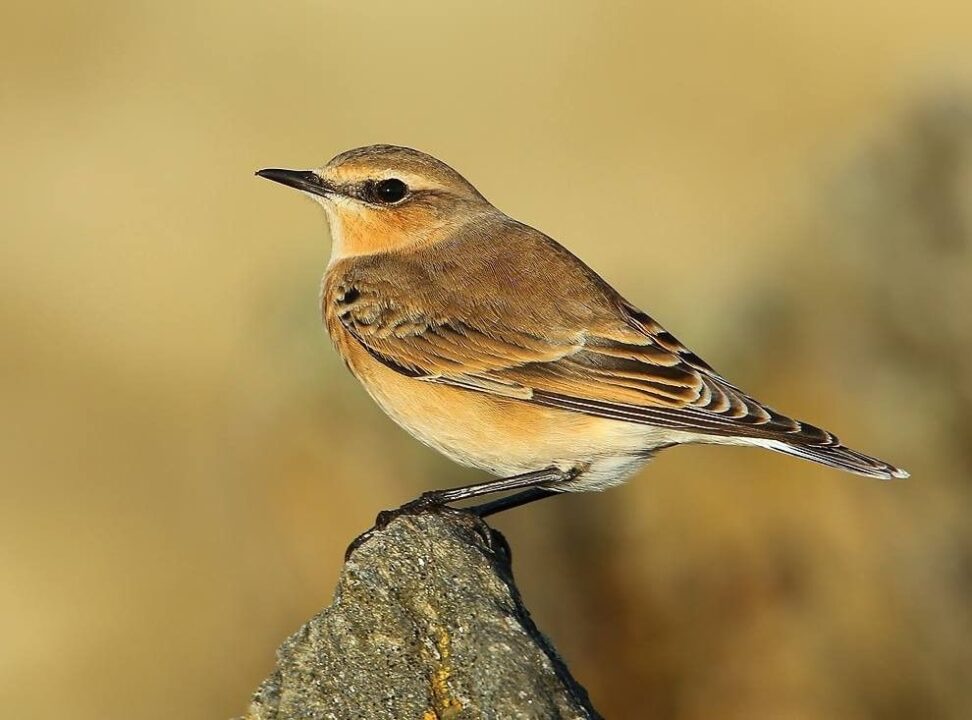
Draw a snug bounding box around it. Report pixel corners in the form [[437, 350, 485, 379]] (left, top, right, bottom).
[[255, 168, 333, 198]]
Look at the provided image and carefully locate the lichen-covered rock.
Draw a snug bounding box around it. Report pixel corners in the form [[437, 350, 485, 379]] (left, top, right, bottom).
[[243, 507, 601, 720]]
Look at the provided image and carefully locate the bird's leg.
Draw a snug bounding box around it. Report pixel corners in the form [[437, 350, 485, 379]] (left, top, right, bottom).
[[470, 487, 561, 517], [406, 466, 576, 510], [364, 467, 580, 544]]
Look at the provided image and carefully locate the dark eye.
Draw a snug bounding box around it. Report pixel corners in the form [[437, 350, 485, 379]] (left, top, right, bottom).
[[371, 178, 408, 204]]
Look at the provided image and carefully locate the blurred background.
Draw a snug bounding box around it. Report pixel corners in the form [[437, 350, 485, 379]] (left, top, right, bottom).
[[2, 2, 971, 718]]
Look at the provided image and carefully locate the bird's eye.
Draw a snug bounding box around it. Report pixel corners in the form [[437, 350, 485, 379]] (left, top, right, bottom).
[[370, 178, 408, 204]]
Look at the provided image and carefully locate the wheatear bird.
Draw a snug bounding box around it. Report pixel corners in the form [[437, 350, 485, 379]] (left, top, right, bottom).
[[257, 145, 907, 514]]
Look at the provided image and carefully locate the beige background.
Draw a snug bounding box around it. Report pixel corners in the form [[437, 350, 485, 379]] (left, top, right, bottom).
[[2, 2, 971, 718]]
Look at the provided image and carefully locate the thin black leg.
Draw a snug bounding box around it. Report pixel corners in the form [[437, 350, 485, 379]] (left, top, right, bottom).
[[407, 466, 573, 509], [471, 487, 561, 517], [359, 467, 579, 551]]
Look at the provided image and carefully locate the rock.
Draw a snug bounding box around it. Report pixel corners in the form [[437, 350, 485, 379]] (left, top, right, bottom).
[[242, 507, 601, 720]]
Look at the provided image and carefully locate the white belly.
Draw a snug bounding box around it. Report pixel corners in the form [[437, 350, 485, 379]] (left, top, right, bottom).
[[357, 361, 699, 491]]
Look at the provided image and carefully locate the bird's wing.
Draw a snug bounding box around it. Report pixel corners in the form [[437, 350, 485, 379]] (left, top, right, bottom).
[[501, 301, 826, 442], [327, 242, 830, 447]]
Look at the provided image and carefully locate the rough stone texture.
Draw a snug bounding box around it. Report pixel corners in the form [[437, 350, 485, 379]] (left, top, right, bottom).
[[242, 507, 601, 720]]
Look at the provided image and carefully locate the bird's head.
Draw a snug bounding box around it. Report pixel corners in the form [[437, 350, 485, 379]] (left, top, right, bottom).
[[257, 145, 492, 261]]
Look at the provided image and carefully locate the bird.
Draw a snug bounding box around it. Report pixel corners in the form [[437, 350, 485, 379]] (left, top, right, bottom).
[[256, 145, 907, 515]]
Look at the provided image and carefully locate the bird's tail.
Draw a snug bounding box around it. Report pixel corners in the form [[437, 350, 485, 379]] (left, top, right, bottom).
[[758, 438, 909, 480]]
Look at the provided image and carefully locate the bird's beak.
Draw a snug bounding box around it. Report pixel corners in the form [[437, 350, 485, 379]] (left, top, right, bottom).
[[255, 168, 334, 198]]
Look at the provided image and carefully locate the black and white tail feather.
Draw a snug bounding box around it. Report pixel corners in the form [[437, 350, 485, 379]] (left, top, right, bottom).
[[749, 436, 908, 480], [529, 388, 909, 480]]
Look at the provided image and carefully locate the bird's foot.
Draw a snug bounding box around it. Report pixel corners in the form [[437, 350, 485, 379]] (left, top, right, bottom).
[[376, 491, 450, 527], [345, 494, 454, 560]]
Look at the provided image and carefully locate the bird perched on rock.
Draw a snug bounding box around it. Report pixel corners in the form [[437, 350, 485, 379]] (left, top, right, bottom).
[[257, 145, 907, 514]]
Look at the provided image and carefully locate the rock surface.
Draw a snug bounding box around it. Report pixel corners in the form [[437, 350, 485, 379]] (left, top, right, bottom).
[[242, 507, 601, 720]]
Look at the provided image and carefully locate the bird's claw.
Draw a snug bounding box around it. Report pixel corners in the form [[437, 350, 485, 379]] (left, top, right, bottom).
[[374, 493, 445, 530]]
